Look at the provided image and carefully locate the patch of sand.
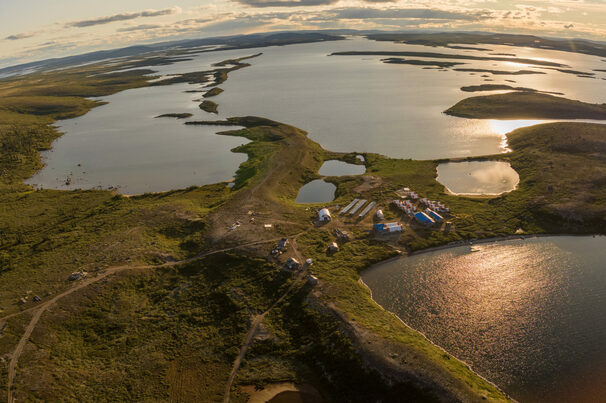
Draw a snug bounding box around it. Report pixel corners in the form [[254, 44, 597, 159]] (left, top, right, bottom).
[[240, 383, 323, 403]]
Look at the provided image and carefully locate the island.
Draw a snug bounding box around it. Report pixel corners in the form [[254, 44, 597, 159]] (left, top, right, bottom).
[[460, 84, 564, 95], [453, 68, 545, 75], [445, 92, 606, 120], [381, 58, 464, 68], [203, 87, 224, 98], [199, 100, 218, 113], [155, 113, 193, 119]]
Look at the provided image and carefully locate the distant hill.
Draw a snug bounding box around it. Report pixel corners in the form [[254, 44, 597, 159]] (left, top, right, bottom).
[[0, 31, 345, 78], [4, 29, 606, 79], [367, 32, 606, 58]]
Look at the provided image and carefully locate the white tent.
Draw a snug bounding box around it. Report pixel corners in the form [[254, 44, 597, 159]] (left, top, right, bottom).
[[318, 208, 332, 222]]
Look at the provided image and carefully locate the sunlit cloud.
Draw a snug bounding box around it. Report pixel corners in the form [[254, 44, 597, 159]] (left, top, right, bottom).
[[117, 24, 164, 33], [327, 7, 489, 20], [65, 6, 182, 28], [231, 0, 339, 7], [5, 32, 37, 41]]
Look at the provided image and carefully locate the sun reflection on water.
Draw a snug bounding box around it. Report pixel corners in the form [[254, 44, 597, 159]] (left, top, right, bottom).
[[362, 236, 606, 401]]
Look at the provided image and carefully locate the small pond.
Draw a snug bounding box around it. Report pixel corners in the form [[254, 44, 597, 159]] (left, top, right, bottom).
[[437, 161, 520, 196], [296, 180, 336, 204], [318, 160, 365, 176]]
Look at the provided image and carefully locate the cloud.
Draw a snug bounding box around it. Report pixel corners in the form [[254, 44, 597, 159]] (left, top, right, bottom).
[[117, 24, 163, 32], [231, 0, 339, 7], [5, 32, 37, 41], [66, 6, 181, 28], [331, 8, 487, 21]]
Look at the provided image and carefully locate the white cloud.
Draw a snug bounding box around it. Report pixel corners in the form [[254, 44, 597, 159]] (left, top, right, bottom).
[[65, 6, 182, 28]]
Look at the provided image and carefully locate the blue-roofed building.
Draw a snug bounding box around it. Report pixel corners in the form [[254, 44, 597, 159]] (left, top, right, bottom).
[[414, 212, 435, 225], [426, 209, 444, 222]]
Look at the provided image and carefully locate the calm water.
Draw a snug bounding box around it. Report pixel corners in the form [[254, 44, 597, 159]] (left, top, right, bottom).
[[437, 161, 520, 195], [26, 83, 248, 194], [362, 236, 606, 402], [296, 180, 336, 204], [28, 37, 606, 192], [216, 38, 606, 159], [318, 160, 366, 176]]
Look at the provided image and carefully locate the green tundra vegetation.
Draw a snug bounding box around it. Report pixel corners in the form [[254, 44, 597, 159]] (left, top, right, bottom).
[[445, 92, 606, 120], [2, 39, 606, 403], [199, 100, 219, 114], [11, 254, 292, 402], [203, 87, 225, 98]]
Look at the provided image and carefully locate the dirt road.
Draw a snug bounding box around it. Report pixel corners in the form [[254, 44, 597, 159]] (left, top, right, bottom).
[[4, 236, 293, 403], [223, 238, 308, 403]]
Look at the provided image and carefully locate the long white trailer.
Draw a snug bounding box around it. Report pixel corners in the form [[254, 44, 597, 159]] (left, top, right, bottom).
[[340, 199, 359, 215], [358, 201, 376, 218], [349, 199, 367, 216]]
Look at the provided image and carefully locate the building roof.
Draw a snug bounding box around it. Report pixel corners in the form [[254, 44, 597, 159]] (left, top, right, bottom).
[[414, 212, 435, 224], [426, 209, 444, 221]]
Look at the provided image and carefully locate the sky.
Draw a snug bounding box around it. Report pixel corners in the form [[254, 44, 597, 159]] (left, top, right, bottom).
[[1, 0, 606, 68]]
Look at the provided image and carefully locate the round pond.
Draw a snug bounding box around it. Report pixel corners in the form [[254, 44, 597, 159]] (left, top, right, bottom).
[[296, 180, 336, 204], [318, 160, 365, 176], [437, 160, 519, 196]]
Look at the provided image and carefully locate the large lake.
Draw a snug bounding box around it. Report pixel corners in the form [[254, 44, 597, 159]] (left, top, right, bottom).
[[362, 236, 606, 402], [27, 37, 606, 193]]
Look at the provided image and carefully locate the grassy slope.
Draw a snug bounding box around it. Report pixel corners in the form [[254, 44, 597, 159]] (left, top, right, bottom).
[[15, 254, 291, 402], [507, 122, 606, 224], [445, 92, 606, 120]]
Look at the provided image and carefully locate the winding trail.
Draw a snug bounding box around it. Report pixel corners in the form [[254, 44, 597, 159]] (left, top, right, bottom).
[[3, 236, 292, 403], [222, 236, 306, 403]]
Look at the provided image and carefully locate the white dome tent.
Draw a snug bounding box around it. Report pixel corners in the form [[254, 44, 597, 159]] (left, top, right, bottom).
[[318, 208, 332, 222]]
